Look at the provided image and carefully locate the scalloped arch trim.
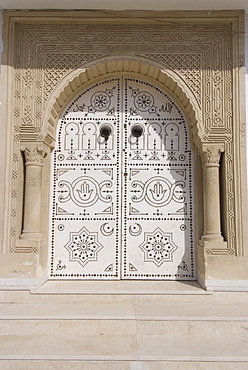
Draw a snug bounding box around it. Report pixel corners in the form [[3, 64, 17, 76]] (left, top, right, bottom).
[[44, 58, 204, 147]]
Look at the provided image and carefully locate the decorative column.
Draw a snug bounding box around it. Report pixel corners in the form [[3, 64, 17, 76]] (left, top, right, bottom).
[[20, 144, 47, 240], [199, 144, 225, 243]]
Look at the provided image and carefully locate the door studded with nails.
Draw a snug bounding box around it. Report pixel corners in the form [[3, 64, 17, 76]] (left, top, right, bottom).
[[50, 76, 195, 280]]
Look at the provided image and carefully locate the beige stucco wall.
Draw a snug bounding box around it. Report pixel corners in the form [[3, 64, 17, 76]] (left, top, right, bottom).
[[0, 8, 247, 290]]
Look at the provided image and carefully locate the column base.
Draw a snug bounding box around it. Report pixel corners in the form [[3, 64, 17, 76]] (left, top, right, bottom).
[[199, 239, 228, 255], [20, 230, 42, 240], [200, 232, 225, 242], [15, 238, 44, 253]]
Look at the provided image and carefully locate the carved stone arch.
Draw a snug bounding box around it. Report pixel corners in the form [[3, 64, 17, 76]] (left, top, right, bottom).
[[40, 55, 227, 285], [42, 56, 204, 149]]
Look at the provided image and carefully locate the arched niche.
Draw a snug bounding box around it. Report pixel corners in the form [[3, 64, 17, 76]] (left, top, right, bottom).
[[20, 57, 226, 286]]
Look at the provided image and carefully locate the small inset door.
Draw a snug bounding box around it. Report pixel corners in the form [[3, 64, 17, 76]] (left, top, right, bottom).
[[50, 76, 195, 280]]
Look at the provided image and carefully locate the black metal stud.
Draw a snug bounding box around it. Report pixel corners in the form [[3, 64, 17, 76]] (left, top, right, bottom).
[[100, 124, 112, 139], [131, 125, 143, 138]]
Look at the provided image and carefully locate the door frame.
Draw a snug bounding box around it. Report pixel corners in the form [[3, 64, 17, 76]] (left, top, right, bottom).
[[43, 58, 227, 287], [49, 74, 196, 280]]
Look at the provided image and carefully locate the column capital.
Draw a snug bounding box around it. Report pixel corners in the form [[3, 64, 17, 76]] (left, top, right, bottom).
[[21, 143, 48, 165], [199, 143, 225, 166]]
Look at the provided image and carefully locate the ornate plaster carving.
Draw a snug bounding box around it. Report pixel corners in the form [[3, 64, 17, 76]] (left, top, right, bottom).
[[42, 57, 203, 149], [21, 144, 48, 165], [2, 11, 245, 259], [199, 144, 225, 166]]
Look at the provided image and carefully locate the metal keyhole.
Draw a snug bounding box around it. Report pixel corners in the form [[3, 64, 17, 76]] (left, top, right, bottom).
[[100, 124, 112, 139], [131, 125, 143, 138]]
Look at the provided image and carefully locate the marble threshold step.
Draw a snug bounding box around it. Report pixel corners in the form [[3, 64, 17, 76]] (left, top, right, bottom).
[[0, 293, 248, 364], [0, 332, 247, 362], [1, 317, 248, 336], [1, 290, 248, 305], [30, 280, 210, 295], [0, 301, 248, 336], [0, 301, 248, 321], [1, 361, 248, 370]]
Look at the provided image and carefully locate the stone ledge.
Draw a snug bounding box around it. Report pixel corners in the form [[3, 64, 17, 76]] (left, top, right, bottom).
[[30, 280, 210, 295], [0, 360, 248, 369], [0, 301, 247, 321], [0, 334, 247, 362]]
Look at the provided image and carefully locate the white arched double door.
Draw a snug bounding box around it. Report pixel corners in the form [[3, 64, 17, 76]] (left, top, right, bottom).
[[50, 75, 195, 280]]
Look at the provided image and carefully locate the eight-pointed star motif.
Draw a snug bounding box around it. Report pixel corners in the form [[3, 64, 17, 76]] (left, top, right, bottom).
[[64, 226, 104, 267], [138, 227, 178, 267]]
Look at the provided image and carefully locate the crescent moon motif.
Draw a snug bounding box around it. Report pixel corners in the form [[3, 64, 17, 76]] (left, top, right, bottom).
[[129, 223, 142, 236], [100, 223, 114, 236]]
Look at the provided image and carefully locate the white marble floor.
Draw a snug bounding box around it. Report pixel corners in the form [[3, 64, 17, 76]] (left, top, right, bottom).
[[0, 290, 247, 367]]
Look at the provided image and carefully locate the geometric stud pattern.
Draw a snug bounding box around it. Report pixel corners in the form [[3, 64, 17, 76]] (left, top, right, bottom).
[[139, 227, 178, 267], [64, 226, 104, 267]]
